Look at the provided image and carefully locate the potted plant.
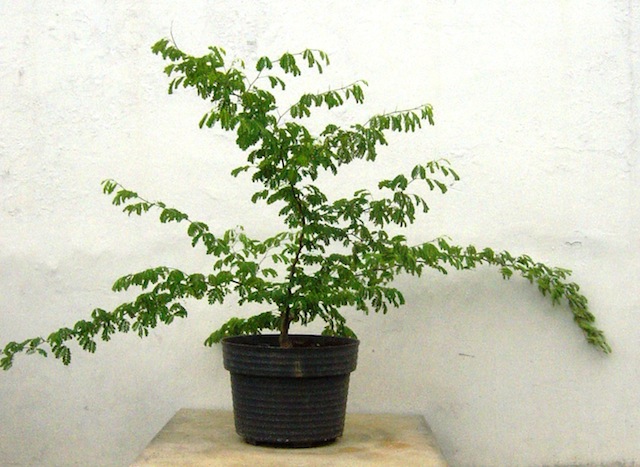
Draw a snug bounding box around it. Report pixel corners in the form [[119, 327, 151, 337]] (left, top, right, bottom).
[[1, 38, 610, 447]]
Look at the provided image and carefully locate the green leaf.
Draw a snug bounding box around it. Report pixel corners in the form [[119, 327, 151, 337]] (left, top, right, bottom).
[[101, 179, 117, 194], [256, 56, 273, 71]]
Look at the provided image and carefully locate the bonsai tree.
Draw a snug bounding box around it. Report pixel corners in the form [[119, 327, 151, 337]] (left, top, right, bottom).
[[1, 39, 610, 370]]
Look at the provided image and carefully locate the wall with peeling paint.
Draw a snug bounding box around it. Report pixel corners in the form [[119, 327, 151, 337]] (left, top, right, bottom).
[[1, 2, 638, 465]]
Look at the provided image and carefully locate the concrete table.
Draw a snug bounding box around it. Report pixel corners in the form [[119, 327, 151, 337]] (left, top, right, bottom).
[[132, 408, 448, 466]]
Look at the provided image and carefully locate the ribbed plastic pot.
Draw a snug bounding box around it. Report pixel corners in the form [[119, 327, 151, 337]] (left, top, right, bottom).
[[222, 334, 359, 447]]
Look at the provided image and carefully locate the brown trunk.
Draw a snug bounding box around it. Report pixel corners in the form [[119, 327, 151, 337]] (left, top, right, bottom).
[[279, 310, 293, 348]]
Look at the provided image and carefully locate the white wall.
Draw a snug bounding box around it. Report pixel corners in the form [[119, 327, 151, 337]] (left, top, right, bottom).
[[1, 2, 638, 465]]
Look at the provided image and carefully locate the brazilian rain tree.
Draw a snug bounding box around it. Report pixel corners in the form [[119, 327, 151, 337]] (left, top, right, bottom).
[[1, 39, 610, 369]]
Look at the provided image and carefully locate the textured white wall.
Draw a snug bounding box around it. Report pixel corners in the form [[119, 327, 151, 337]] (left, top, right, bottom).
[[1, 2, 638, 465]]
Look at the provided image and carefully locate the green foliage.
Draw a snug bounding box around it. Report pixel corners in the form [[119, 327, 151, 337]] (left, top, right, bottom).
[[0, 39, 611, 370]]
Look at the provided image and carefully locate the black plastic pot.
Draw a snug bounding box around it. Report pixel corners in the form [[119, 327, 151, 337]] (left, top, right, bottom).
[[222, 334, 359, 447]]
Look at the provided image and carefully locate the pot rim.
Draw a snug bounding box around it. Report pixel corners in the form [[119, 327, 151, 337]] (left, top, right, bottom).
[[221, 334, 359, 349]]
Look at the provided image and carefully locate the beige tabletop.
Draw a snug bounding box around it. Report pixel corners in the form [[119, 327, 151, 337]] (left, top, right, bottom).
[[131, 408, 448, 466]]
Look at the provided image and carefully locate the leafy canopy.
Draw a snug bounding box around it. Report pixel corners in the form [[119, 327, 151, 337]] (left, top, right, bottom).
[[0, 39, 610, 369]]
